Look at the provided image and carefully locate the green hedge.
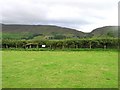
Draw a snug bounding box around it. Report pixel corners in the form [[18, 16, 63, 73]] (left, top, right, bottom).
[[2, 38, 119, 49]]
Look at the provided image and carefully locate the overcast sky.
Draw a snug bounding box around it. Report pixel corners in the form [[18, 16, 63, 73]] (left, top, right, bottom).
[[0, 0, 119, 32]]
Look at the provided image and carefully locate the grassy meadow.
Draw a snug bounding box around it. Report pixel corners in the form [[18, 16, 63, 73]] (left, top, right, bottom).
[[2, 50, 118, 88]]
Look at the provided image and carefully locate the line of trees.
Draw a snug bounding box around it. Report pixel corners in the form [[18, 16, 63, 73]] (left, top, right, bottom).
[[2, 38, 119, 49]]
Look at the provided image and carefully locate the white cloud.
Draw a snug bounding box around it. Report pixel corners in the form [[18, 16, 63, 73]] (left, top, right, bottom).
[[1, 0, 119, 32]]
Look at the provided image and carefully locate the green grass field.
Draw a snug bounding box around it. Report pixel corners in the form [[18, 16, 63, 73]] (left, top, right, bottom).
[[2, 50, 118, 88]]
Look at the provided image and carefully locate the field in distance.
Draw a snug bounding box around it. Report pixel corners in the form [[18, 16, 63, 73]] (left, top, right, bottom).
[[2, 50, 118, 88]]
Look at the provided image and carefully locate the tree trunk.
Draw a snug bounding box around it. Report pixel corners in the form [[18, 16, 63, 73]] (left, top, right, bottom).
[[29, 45, 31, 48], [16, 43, 17, 48], [62, 45, 64, 49], [50, 45, 52, 49], [6, 44, 8, 48], [89, 42, 91, 49], [104, 45, 106, 49], [36, 44, 39, 48]]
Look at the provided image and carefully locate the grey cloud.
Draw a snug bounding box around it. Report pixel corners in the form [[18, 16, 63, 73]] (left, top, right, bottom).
[[1, 0, 118, 32]]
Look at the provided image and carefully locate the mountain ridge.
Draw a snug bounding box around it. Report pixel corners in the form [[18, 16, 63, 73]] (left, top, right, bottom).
[[1, 24, 118, 40]]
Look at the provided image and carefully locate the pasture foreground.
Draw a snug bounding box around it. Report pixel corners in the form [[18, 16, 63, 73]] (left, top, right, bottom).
[[2, 51, 118, 88]]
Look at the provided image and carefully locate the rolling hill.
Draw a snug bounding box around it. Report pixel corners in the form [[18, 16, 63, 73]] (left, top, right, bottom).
[[90, 26, 118, 38], [2, 24, 86, 40], [1, 24, 118, 40]]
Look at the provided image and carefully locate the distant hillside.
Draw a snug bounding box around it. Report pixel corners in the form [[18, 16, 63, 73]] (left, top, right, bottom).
[[90, 26, 118, 38], [1, 24, 118, 40], [2, 24, 86, 40]]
